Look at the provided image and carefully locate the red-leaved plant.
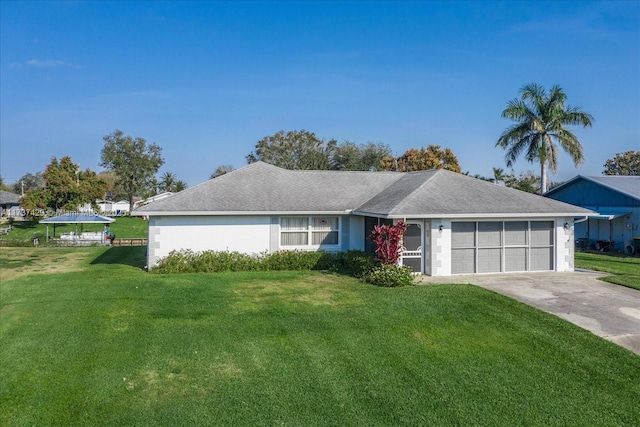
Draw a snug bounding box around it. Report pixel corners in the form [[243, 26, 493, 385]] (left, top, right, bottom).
[[370, 220, 407, 265]]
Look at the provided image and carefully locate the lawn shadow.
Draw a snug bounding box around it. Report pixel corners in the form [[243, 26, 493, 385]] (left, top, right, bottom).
[[13, 220, 39, 229], [91, 246, 146, 269]]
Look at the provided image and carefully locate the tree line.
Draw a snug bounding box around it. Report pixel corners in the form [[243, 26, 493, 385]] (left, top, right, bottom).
[[3, 83, 639, 216]]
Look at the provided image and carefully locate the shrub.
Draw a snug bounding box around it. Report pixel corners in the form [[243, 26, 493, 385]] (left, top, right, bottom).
[[366, 264, 416, 287], [152, 249, 351, 274], [152, 250, 262, 273], [263, 250, 331, 271], [343, 250, 378, 278], [152, 249, 389, 285], [370, 221, 407, 265]]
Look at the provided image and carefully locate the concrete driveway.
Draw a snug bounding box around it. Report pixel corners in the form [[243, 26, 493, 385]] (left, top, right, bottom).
[[421, 270, 640, 355]]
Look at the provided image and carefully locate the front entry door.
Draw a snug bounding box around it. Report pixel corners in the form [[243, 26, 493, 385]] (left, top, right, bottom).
[[401, 222, 422, 273]]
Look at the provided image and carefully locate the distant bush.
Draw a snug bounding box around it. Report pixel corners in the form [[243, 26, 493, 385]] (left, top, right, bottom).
[[0, 239, 39, 248], [152, 249, 379, 278], [365, 264, 416, 287]]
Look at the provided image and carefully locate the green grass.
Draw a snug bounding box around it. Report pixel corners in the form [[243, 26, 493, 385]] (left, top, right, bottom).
[[575, 251, 640, 290], [1, 247, 639, 426], [0, 216, 148, 245]]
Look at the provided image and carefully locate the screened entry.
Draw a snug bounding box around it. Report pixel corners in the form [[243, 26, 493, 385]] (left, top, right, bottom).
[[451, 221, 555, 274], [400, 223, 422, 273]]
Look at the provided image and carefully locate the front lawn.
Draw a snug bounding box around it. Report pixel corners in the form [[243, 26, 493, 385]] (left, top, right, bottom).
[[1, 247, 639, 426], [575, 251, 640, 290]]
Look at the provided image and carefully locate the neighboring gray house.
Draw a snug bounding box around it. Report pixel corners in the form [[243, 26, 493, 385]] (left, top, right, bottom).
[[545, 175, 640, 253], [133, 161, 593, 275], [0, 190, 21, 218]]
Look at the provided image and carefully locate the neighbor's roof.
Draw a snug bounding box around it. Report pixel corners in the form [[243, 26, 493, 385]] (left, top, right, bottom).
[[40, 213, 115, 224], [0, 190, 20, 205], [545, 175, 640, 201], [133, 161, 593, 218]]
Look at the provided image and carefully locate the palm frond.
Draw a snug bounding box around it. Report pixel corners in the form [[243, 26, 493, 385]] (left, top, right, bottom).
[[524, 134, 544, 164], [546, 135, 559, 174], [555, 128, 585, 166], [564, 107, 594, 127]]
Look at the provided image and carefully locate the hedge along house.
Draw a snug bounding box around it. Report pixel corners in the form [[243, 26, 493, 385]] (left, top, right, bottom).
[[132, 162, 593, 276]]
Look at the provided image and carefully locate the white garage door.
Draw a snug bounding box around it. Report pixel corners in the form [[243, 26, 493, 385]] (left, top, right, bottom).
[[451, 221, 554, 274]]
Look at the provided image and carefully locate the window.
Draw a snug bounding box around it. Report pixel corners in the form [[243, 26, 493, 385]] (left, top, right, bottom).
[[281, 217, 309, 246], [281, 216, 340, 248], [311, 217, 339, 245]]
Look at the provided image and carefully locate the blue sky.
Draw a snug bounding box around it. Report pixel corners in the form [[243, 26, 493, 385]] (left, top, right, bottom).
[[1, 1, 638, 187]]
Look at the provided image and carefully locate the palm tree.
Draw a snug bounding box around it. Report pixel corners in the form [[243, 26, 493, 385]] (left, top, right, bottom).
[[492, 167, 505, 185], [496, 83, 594, 193], [159, 172, 177, 192]]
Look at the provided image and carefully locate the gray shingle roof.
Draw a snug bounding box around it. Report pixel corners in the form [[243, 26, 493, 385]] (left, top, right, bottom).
[[356, 169, 593, 217], [135, 162, 402, 214], [134, 162, 593, 217], [0, 190, 20, 205]]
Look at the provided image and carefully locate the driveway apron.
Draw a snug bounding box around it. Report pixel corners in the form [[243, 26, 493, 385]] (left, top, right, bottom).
[[421, 271, 640, 355]]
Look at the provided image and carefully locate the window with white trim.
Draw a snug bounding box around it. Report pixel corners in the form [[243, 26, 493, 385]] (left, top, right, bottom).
[[280, 216, 339, 248]]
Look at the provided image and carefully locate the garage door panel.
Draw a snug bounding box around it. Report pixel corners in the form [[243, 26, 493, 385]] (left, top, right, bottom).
[[505, 221, 527, 245], [505, 247, 527, 272], [530, 247, 553, 271], [478, 248, 501, 273], [531, 221, 554, 245], [478, 222, 502, 246], [452, 248, 475, 274], [452, 222, 475, 247]]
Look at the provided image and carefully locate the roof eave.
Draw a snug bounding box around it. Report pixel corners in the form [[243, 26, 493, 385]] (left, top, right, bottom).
[[382, 212, 596, 219], [131, 210, 354, 217]]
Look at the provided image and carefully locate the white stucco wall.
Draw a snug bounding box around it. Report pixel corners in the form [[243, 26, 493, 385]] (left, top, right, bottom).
[[145, 214, 576, 274], [555, 217, 575, 272], [147, 215, 272, 268], [429, 219, 452, 277]]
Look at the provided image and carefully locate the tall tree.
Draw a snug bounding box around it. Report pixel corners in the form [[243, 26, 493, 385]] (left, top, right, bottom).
[[332, 142, 393, 171], [97, 170, 124, 201], [603, 151, 640, 176], [100, 130, 164, 208], [210, 165, 236, 179], [247, 130, 337, 170], [12, 172, 45, 195], [503, 170, 541, 194], [20, 156, 107, 215], [391, 145, 461, 173], [496, 83, 594, 193]]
